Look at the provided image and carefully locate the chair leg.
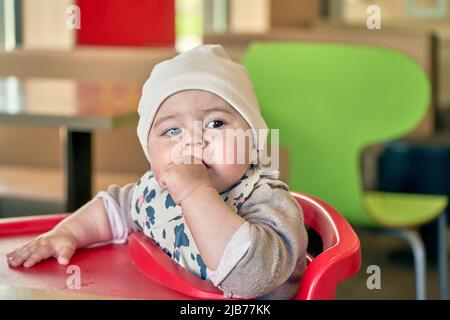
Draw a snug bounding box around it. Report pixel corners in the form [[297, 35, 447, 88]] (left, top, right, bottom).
[[383, 228, 427, 300], [437, 212, 448, 300]]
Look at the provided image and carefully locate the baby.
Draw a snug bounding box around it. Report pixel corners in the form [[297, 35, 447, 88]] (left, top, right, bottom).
[[6, 45, 308, 299]]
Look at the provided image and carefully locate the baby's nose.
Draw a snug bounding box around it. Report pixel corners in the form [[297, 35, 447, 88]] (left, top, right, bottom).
[[183, 136, 206, 148], [182, 133, 207, 158]]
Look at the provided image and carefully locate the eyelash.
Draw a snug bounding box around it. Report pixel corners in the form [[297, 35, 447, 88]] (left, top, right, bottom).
[[161, 119, 226, 137], [162, 128, 182, 137], [206, 119, 225, 129]]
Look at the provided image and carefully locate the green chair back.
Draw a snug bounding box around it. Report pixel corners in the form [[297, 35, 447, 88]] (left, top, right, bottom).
[[242, 42, 430, 226]]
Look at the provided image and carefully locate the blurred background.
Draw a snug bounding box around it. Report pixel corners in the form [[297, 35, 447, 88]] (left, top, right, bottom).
[[0, 0, 449, 299]]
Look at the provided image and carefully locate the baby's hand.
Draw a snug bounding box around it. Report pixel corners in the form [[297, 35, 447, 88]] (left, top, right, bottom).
[[6, 228, 78, 268], [158, 155, 213, 205]]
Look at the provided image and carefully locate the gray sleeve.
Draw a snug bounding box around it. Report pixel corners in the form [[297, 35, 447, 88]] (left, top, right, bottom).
[[215, 182, 308, 299]]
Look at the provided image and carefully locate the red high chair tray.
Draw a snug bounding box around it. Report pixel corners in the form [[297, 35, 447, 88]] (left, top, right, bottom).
[[0, 214, 195, 299]]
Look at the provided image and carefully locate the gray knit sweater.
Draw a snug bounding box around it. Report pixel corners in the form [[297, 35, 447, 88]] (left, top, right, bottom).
[[101, 179, 308, 300]]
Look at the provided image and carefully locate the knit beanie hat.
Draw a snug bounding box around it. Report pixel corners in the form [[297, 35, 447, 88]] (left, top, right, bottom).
[[137, 44, 269, 167]]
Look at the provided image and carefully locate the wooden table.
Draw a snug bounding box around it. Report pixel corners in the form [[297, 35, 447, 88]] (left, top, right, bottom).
[[0, 77, 141, 212]]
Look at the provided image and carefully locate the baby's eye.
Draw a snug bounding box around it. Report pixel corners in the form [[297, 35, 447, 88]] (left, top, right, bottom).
[[206, 120, 224, 129], [163, 128, 183, 137]]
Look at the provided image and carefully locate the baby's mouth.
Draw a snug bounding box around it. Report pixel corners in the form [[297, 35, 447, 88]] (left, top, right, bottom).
[[202, 160, 212, 169]]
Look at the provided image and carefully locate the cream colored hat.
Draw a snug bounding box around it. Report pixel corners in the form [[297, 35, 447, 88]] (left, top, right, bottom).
[[137, 44, 271, 169]]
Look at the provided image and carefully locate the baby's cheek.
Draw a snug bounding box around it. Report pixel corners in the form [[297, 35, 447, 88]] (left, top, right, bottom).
[[215, 135, 231, 165], [201, 131, 221, 164], [148, 158, 166, 183], [210, 134, 246, 165], [170, 140, 186, 161], [231, 135, 252, 164], [150, 141, 177, 164]]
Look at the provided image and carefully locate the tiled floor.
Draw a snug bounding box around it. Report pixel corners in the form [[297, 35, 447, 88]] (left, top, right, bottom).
[[335, 227, 450, 300]]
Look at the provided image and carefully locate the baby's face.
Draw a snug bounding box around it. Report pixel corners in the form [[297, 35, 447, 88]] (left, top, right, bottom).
[[148, 89, 255, 193]]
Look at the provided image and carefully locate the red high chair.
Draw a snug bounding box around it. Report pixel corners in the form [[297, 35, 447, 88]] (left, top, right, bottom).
[[0, 192, 360, 299]]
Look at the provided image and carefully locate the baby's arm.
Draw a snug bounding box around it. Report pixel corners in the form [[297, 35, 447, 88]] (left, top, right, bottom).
[[180, 185, 246, 271], [6, 197, 113, 268], [204, 183, 307, 299]]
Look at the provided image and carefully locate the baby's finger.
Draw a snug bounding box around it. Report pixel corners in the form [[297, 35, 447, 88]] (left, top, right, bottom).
[[23, 245, 53, 268], [175, 154, 200, 165], [7, 246, 35, 267], [17, 242, 40, 259], [190, 155, 204, 165], [6, 241, 35, 259], [6, 252, 16, 264], [6, 248, 21, 263], [171, 156, 184, 165], [56, 246, 75, 265]]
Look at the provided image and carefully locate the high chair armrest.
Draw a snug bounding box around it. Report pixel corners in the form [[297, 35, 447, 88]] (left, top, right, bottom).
[[291, 192, 361, 300], [128, 232, 245, 300]]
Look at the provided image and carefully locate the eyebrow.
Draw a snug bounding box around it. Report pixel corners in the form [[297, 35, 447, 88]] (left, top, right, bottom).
[[152, 106, 234, 129], [152, 114, 178, 130]]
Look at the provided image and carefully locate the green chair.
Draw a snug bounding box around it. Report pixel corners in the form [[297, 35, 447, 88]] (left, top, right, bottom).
[[243, 42, 448, 300]]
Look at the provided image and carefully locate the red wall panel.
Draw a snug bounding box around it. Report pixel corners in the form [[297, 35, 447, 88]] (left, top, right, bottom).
[[76, 0, 175, 47]]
